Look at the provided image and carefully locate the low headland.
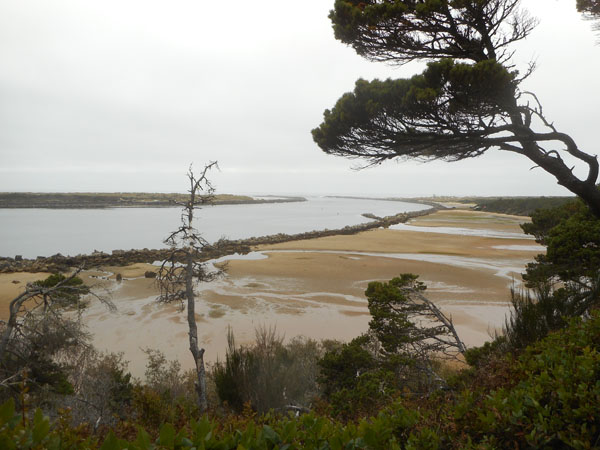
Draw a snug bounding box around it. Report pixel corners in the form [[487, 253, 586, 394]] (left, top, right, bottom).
[[0, 192, 306, 209]]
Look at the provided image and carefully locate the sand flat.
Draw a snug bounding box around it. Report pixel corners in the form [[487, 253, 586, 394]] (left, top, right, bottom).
[[2, 209, 544, 376]]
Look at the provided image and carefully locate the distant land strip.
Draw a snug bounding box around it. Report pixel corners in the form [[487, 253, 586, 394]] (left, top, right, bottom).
[[330, 195, 575, 217], [0, 205, 443, 273], [0, 192, 306, 209]]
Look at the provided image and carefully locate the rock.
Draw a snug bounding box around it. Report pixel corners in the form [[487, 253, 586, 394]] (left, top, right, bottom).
[[116, 273, 123, 282], [11, 280, 20, 284], [144, 271, 156, 279], [15, 255, 23, 261]]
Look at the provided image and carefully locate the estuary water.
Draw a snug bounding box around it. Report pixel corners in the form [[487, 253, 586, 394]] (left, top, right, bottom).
[[0, 197, 429, 258]]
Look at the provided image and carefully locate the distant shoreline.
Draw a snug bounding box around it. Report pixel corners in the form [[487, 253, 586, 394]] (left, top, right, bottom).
[[0, 192, 306, 209], [0, 205, 441, 273]]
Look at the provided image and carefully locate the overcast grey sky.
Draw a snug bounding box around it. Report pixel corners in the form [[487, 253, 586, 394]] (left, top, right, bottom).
[[0, 0, 598, 197]]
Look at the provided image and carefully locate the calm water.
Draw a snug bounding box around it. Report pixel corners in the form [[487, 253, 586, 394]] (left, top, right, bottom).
[[0, 197, 428, 258]]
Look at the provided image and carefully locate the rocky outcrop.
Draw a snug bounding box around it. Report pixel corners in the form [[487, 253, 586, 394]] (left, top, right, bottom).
[[0, 206, 441, 273]]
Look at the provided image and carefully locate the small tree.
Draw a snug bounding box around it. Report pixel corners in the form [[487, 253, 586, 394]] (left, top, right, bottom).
[[0, 271, 97, 402], [366, 274, 465, 389], [0, 271, 91, 364], [366, 274, 466, 359], [156, 162, 220, 413], [319, 274, 465, 417]]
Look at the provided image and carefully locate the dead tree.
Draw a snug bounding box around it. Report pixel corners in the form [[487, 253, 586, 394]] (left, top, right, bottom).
[[156, 162, 221, 413]]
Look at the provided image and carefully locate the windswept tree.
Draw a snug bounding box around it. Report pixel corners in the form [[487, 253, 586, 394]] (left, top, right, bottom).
[[156, 162, 220, 413], [0, 271, 96, 399], [319, 274, 465, 417], [313, 0, 600, 217]]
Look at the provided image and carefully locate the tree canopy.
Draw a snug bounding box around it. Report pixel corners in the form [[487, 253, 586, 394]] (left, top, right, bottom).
[[578, 0, 600, 20], [578, 0, 600, 38], [313, 0, 600, 217]]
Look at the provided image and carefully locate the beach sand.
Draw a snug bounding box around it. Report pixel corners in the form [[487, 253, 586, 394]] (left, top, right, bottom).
[[0, 208, 544, 376]]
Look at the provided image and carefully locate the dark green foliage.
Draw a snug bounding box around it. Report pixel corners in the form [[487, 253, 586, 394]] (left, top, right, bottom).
[[131, 349, 197, 429], [0, 273, 91, 405], [463, 336, 506, 367], [502, 285, 594, 351], [0, 313, 85, 401], [522, 199, 600, 287], [318, 334, 378, 397], [365, 274, 464, 360], [457, 311, 600, 448], [319, 274, 464, 418], [317, 334, 394, 419], [511, 200, 600, 353], [520, 197, 581, 243], [0, 396, 421, 449], [468, 195, 575, 217], [212, 332, 246, 412], [328, 0, 533, 64], [544, 209, 600, 282], [0, 399, 64, 449], [366, 274, 426, 354], [312, 59, 517, 164], [33, 273, 90, 309]]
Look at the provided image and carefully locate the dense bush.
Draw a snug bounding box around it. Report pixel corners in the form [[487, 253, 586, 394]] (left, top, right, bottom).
[[455, 311, 600, 448], [0, 312, 86, 406], [212, 327, 324, 413], [1, 311, 599, 448], [502, 284, 600, 351], [467, 196, 575, 216]]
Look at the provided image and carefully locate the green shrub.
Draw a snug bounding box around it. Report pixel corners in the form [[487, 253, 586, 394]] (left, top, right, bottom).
[[131, 349, 197, 429], [33, 273, 90, 309], [503, 283, 599, 351], [213, 327, 323, 413], [457, 311, 600, 448]]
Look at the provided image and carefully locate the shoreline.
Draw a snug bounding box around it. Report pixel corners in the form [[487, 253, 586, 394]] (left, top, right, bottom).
[[0, 204, 442, 273], [0, 192, 306, 209]]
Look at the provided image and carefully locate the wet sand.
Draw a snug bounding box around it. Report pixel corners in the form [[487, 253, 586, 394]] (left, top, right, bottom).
[[0, 272, 52, 319], [1, 208, 544, 377]]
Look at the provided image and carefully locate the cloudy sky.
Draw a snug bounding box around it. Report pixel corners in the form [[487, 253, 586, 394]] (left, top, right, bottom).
[[0, 0, 598, 197]]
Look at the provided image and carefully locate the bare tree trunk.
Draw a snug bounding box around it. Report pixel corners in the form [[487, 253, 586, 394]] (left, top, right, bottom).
[[185, 251, 208, 412], [157, 162, 219, 413]]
